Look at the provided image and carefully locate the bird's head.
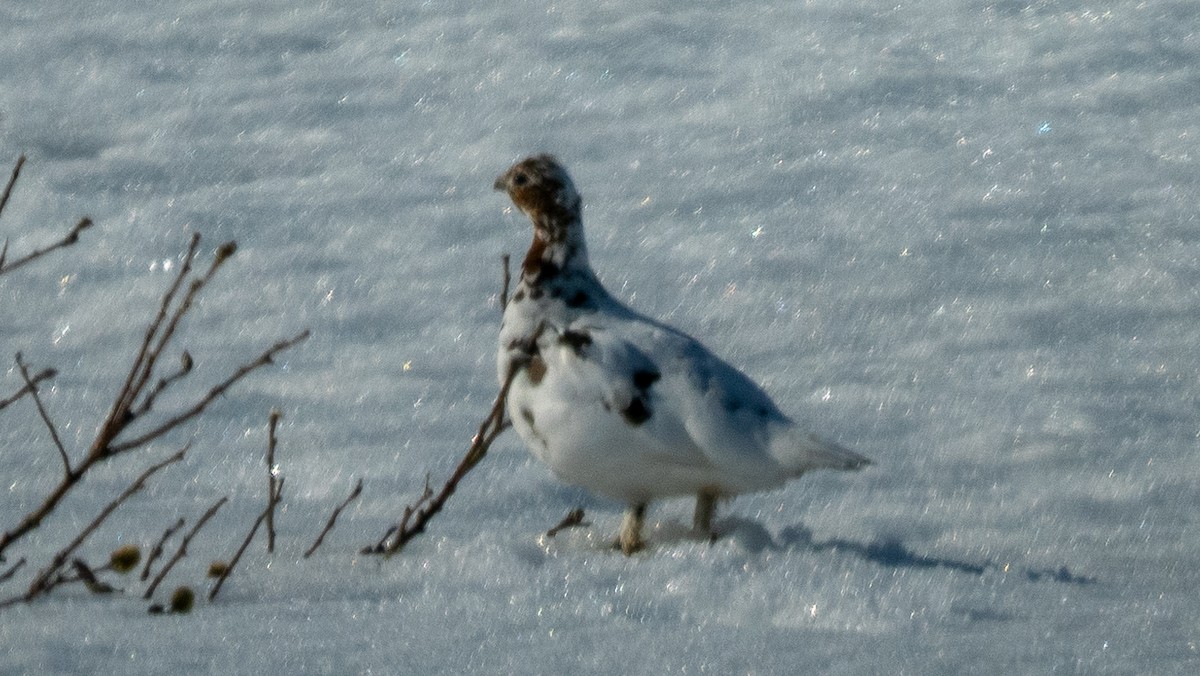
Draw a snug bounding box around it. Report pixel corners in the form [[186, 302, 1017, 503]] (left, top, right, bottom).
[[494, 154, 582, 241]]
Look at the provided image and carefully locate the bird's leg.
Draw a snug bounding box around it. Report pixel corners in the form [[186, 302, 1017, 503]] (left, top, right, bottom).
[[693, 491, 719, 541], [616, 503, 647, 555]]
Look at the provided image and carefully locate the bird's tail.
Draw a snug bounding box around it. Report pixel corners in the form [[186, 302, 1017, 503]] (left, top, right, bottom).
[[776, 431, 872, 476]]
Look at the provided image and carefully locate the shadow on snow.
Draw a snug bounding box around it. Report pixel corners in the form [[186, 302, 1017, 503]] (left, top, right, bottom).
[[730, 521, 1098, 586]]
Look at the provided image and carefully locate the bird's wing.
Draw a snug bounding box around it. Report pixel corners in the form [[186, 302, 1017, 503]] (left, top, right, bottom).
[[532, 318, 713, 472], [547, 315, 789, 482]]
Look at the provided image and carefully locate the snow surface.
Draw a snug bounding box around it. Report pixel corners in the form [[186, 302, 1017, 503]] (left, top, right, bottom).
[[2, 0, 1198, 673]]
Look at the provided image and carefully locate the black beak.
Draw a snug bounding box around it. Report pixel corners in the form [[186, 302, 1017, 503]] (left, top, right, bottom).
[[493, 174, 507, 191]]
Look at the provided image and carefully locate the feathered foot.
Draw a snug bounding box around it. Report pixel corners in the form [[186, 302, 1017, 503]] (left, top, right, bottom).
[[693, 491, 719, 541], [616, 503, 647, 555]]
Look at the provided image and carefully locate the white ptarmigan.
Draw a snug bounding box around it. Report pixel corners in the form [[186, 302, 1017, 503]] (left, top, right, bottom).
[[494, 154, 870, 555]]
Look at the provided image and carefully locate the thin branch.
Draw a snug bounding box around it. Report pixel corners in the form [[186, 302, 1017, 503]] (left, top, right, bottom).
[[304, 478, 362, 559], [265, 409, 282, 554], [208, 478, 284, 602], [69, 559, 117, 594], [97, 233, 201, 452], [0, 154, 25, 220], [0, 558, 25, 586], [140, 517, 186, 582], [106, 330, 310, 456], [14, 353, 72, 478], [0, 366, 55, 413], [119, 241, 235, 428], [132, 351, 193, 417], [23, 447, 187, 602], [363, 527, 396, 556], [376, 361, 519, 557], [370, 322, 546, 557], [499, 254, 511, 311], [0, 234, 308, 561], [0, 218, 93, 277], [362, 476, 432, 555], [143, 497, 227, 600]]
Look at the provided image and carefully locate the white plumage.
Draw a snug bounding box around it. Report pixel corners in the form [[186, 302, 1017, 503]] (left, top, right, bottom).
[[494, 154, 869, 554]]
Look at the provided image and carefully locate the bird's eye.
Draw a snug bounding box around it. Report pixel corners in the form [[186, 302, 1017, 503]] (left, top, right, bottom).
[[513, 172, 529, 187]]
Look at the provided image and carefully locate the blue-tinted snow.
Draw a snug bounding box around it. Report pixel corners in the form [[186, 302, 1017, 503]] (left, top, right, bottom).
[[1, 1, 1197, 673]]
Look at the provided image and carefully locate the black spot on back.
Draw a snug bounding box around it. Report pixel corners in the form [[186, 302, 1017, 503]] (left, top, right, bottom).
[[512, 289, 526, 303], [558, 329, 592, 355], [632, 369, 660, 392], [622, 397, 652, 426], [537, 261, 561, 282], [566, 290, 592, 308], [520, 407, 536, 426]]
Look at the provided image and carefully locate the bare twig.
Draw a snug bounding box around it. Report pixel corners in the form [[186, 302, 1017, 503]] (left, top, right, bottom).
[[0, 232, 307, 562], [368, 314, 543, 558], [374, 363, 519, 557], [0, 154, 25, 220], [0, 327, 308, 561], [367, 476, 432, 555], [115, 241, 235, 433], [208, 478, 284, 602], [265, 409, 282, 554], [141, 518, 186, 582], [305, 478, 362, 559], [0, 366, 55, 413], [0, 558, 25, 586], [22, 447, 187, 602], [363, 527, 396, 555], [132, 351, 193, 417], [107, 330, 311, 455], [499, 254, 511, 311], [546, 508, 589, 537], [362, 481, 432, 556], [144, 497, 227, 600], [0, 217, 93, 277], [70, 559, 117, 594], [103, 233, 201, 440], [13, 354, 71, 477]]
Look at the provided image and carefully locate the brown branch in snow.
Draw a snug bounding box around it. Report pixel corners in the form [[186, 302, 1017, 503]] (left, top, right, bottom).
[[0, 154, 25, 219], [369, 361, 519, 558], [0, 558, 25, 587], [105, 330, 310, 456], [305, 478, 363, 559], [360, 478, 432, 556], [13, 353, 71, 477], [20, 447, 187, 603], [0, 231, 308, 563], [0, 367, 55, 414], [143, 497, 227, 600], [265, 409, 282, 554], [132, 351, 193, 418], [0, 156, 95, 276], [141, 518, 186, 582], [208, 478, 284, 602], [69, 559, 118, 594], [0, 218, 93, 278], [103, 232, 202, 437], [499, 254, 511, 311]]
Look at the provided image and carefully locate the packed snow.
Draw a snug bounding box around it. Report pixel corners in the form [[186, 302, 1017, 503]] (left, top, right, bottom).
[[2, 0, 1198, 673]]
